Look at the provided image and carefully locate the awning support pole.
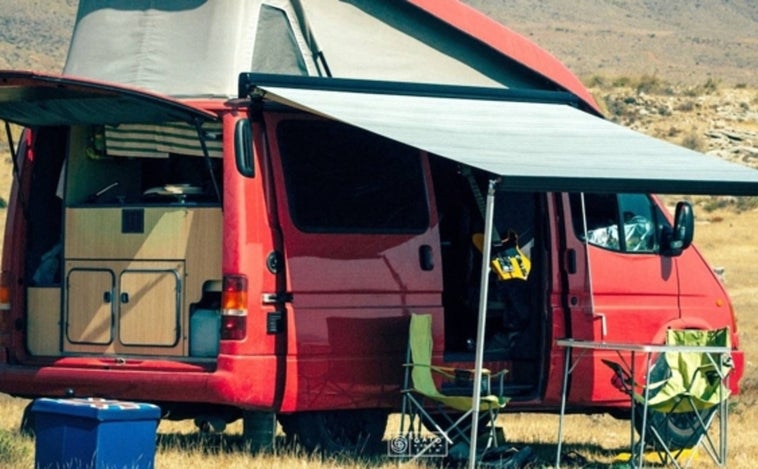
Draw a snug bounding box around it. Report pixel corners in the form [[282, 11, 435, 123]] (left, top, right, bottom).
[[468, 177, 499, 469]]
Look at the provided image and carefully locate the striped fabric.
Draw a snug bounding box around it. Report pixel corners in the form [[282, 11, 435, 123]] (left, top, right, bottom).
[[104, 122, 223, 158]]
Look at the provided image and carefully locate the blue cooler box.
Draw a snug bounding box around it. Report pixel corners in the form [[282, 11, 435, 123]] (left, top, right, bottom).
[[31, 397, 161, 469]]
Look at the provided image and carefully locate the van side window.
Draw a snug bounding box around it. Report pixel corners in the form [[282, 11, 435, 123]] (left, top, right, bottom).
[[277, 120, 429, 233], [570, 193, 657, 253]]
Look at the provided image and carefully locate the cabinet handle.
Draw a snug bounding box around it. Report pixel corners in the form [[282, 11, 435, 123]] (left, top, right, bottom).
[[120, 292, 130, 304], [103, 291, 112, 303]]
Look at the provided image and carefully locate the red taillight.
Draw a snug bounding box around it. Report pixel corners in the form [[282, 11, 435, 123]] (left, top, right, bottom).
[[220, 274, 247, 340], [221, 315, 246, 340]]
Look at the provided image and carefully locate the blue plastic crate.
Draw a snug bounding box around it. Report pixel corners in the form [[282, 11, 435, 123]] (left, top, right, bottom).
[[31, 397, 161, 469]]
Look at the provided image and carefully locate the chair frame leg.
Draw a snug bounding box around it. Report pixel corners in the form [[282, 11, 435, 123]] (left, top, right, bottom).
[[398, 394, 501, 463]]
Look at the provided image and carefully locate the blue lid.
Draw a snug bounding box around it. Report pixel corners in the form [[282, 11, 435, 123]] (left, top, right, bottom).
[[31, 398, 161, 421]]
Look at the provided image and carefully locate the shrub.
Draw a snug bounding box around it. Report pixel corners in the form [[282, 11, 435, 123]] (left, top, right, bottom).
[[681, 131, 705, 151], [675, 100, 697, 112], [585, 74, 607, 88], [702, 77, 720, 94], [633, 74, 674, 95], [611, 76, 632, 88]]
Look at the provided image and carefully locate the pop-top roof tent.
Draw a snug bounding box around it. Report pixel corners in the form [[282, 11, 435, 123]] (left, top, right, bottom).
[[6, 2, 758, 467], [62, 0, 599, 111]]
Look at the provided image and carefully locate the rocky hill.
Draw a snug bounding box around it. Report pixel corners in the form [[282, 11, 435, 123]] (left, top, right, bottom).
[[594, 81, 758, 204], [0, 0, 76, 73], [466, 0, 758, 88]]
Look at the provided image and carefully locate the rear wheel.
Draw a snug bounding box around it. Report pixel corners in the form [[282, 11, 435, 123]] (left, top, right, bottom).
[[635, 406, 718, 450], [279, 409, 388, 454], [20, 401, 35, 437]]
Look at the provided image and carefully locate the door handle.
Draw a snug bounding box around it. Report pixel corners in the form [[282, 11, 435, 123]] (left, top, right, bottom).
[[419, 245, 434, 271], [567, 249, 577, 274]]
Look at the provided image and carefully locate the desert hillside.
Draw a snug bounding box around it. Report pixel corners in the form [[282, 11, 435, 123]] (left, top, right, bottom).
[[466, 0, 758, 87]]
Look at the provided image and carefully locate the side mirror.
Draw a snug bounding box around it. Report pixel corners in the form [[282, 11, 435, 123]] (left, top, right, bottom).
[[234, 118, 254, 178], [662, 201, 694, 257]]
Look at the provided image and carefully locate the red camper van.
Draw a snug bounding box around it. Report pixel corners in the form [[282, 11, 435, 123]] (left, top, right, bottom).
[[0, 0, 750, 454]]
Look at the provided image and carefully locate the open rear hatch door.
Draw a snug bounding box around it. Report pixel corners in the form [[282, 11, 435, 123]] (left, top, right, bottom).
[[0, 71, 222, 362], [0, 71, 218, 127]]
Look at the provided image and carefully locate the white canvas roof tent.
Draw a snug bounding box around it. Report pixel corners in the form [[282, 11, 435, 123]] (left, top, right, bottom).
[[62, 0, 598, 113], [241, 73, 758, 467], [63, 0, 326, 98]]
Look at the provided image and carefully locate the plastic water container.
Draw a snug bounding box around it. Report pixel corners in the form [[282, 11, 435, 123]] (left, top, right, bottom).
[[32, 397, 160, 469], [190, 308, 220, 357]]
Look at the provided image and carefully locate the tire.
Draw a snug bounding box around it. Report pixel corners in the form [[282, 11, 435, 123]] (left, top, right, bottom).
[[634, 405, 718, 450], [242, 411, 276, 453], [278, 409, 389, 455], [20, 401, 35, 437]]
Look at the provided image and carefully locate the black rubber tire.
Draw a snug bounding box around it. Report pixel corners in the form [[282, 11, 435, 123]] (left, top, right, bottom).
[[634, 405, 718, 450], [19, 401, 35, 437], [278, 409, 388, 455]]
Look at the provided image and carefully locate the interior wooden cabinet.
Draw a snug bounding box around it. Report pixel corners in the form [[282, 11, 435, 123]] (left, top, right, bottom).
[[62, 207, 222, 356], [27, 287, 62, 356], [55, 125, 222, 357]]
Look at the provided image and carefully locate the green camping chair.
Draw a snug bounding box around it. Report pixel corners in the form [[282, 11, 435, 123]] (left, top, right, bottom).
[[604, 328, 733, 468], [398, 313, 509, 462]]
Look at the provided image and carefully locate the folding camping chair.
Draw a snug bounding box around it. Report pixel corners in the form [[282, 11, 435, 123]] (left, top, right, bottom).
[[398, 313, 509, 462], [604, 328, 733, 468]]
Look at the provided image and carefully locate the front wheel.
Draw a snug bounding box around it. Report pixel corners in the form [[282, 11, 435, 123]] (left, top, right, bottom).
[[279, 409, 389, 455], [635, 406, 718, 450]]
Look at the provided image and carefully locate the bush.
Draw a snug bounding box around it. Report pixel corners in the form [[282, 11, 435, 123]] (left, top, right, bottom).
[[635, 74, 671, 95], [681, 131, 705, 151], [702, 77, 720, 94], [675, 100, 697, 112]]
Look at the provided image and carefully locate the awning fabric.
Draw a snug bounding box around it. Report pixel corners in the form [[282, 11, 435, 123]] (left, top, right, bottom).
[[247, 75, 758, 196]]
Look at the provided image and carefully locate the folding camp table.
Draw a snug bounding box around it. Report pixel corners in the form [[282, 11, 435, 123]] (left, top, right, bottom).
[[555, 339, 731, 469]]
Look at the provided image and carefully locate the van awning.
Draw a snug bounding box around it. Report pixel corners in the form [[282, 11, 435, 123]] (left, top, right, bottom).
[[242, 74, 758, 195]]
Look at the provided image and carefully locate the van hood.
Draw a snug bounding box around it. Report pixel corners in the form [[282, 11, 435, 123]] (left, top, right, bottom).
[[0, 71, 218, 127]]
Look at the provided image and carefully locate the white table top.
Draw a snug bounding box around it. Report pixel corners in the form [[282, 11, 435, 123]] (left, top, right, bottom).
[[556, 338, 731, 354]]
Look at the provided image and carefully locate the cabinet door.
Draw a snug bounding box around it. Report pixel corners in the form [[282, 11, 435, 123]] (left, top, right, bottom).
[[65, 268, 115, 345], [119, 268, 181, 347]]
